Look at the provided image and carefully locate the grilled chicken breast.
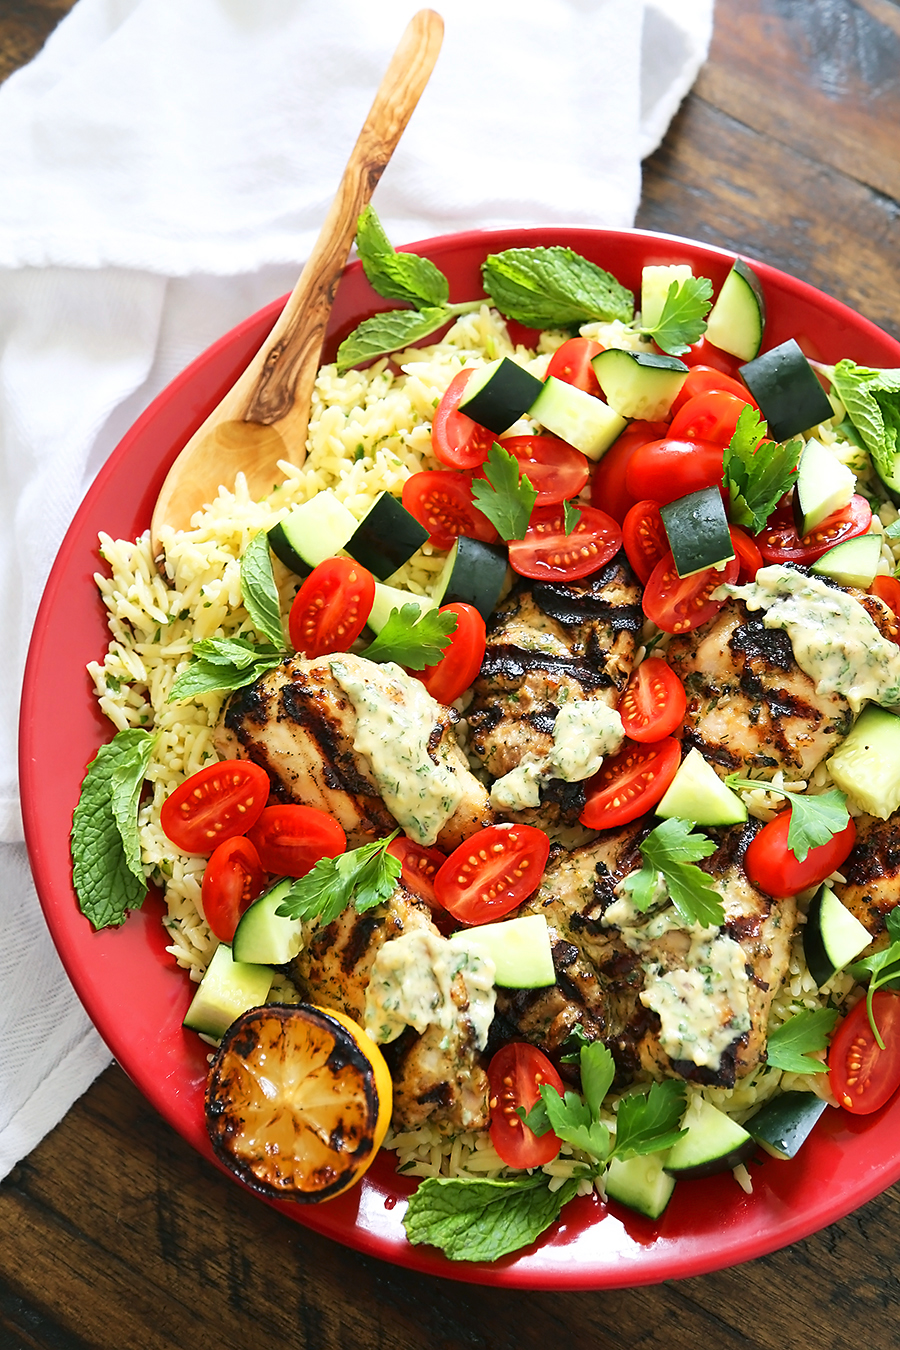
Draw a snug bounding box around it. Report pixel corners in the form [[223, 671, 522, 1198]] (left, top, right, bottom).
[[832, 810, 900, 950]]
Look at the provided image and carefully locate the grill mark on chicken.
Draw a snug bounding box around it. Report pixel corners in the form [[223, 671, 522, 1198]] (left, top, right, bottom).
[[832, 812, 900, 950]]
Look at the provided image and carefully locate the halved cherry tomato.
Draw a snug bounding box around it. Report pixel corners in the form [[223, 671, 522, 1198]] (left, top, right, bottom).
[[590, 420, 671, 523], [744, 809, 856, 897], [418, 602, 486, 706], [434, 823, 550, 924], [682, 334, 743, 376], [617, 658, 687, 743], [491, 435, 590, 505], [829, 991, 900, 1115], [730, 525, 763, 583], [402, 470, 499, 550], [870, 574, 900, 618], [544, 337, 604, 397], [246, 804, 346, 878], [386, 836, 446, 909], [288, 556, 375, 659], [668, 390, 753, 447], [642, 550, 740, 634], [755, 495, 872, 565], [669, 365, 758, 416], [624, 438, 725, 506], [508, 503, 622, 582], [160, 759, 270, 855], [579, 737, 681, 829], [487, 1042, 564, 1168], [431, 369, 496, 469], [201, 835, 266, 942], [622, 499, 668, 585]]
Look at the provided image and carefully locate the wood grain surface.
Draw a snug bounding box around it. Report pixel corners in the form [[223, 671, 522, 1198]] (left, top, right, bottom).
[[3, 2, 900, 1347]]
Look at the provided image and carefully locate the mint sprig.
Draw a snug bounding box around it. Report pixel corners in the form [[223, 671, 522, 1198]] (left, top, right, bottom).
[[482, 246, 634, 329], [168, 636, 285, 701], [403, 1173, 580, 1263], [355, 205, 450, 308], [641, 276, 712, 356], [724, 777, 849, 862], [240, 530, 285, 647], [722, 406, 801, 534], [470, 442, 537, 541], [828, 359, 900, 482]]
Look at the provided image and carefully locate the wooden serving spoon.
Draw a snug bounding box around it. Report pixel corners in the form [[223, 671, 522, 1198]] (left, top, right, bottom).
[[150, 8, 444, 556]]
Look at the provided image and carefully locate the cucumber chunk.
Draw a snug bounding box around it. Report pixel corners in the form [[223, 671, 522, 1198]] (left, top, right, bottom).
[[367, 582, 437, 635], [660, 486, 735, 578], [641, 264, 694, 332], [746, 1090, 828, 1160], [655, 747, 748, 826], [705, 259, 766, 362], [826, 705, 900, 819], [591, 348, 689, 421], [810, 533, 882, 589], [803, 882, 873, 988], [739, 339, 833, 441], [792, 438, 856, 536], [344, 492, 429, 581], [459, 914, 555, 989], [528, 375, 626, 460], [605, 1152, 675, 1220], [664, 1094, 754, 1178], [182, 943, 273, 1041], [232, 878, 305, 966], [432, 535, 510, 621], [457, 357, 544, 435], [268, 490, 357, 577]]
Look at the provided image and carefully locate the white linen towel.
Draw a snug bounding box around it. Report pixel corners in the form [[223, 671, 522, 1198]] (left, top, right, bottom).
[[0, 0, 714, 1178]]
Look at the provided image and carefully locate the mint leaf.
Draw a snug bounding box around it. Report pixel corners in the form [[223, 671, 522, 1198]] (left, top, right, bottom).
[[359, 602, 457, 669], [724, 777, 849, 863], [355, 205, 449, 308], [612, 1079, 688, 1159], [765, 1007, 838, 1073], [72, 729, 156, 929], [829, 359, 900, 481], [276, 833, 400, 925], [629, 818, 723, 928], [240, 530, 285, 647], [168, 636, 284, 701], [482, 247, 634, 329], [722, 406, 801, 534], [403, 1173, 580, 1262], [336, 307, 454, 375], [642, 276, 712, 356], [470, 442, 537, 541]]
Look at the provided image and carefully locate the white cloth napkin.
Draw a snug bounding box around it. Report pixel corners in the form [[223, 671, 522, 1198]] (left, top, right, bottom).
[[0, 0, 714, 1178]]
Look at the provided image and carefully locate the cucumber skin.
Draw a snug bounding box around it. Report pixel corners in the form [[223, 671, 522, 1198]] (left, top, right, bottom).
[[802, 883, 871, 989], [746, 1090, 828, 1160], [740, 339, 833, 441], [660, 486, 735, 577]]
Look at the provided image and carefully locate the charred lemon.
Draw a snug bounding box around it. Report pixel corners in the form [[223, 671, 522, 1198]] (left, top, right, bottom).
[[205, 1003, 392, 1202]]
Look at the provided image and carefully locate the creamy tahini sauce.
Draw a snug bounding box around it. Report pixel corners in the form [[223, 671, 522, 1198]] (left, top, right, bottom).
[[724, 564, 900, 713], [489, 700, 624, 811], [363, 929, 496, 1050], [330, 659, 464, 845], [640, 932, 752, 1070]]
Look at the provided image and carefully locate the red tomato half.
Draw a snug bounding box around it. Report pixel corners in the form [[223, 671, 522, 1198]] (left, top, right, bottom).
[[544, 337, 604, 397], [642, 550, 740, 635], [730, 526, 763, 583], [402, 470, 499, 550], [434, 823, 550, 924], [386, 836, 446, 909], [488, 1042, 564, 1168], [744, 809, 856, 897], [288, 556, 375, 659], [492, 435, 590, 505], [682, 334, 744, 376], [669, 365, 758, 416], [829, 991, 900, 1115], [201, 835, 266, 942], [580, 737, 681, 829], [624, 438, 725, 506], [590, 420, 671, 523], [508, 503, 622, 582], [431, 369, 496, 469], [246, 804, 346, 878], [419, 602, 486, 706], [160, 759, 270, 855], [755, 496, 872, 565], [870, 574, 900, 618], [622, 499, 668, 585], [617, 658, 687, 742], [668, 389, 753, 447]]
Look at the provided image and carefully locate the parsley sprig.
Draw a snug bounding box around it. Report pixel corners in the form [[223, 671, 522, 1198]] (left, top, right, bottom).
[[724, 777, 849, 862], [722, 405, 801, 534], [848, 908, 900, 1048], [765, 1007, 838, 1073], [275, 832, 401, 925], [640, 276, 713, 356], [618, 818, 723, 928], [359, 603, 457, 669], [469, 442, 537, 541]]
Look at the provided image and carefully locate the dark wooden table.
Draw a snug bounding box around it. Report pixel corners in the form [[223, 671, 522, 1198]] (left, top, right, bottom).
[[4, 2, 900, 1346]]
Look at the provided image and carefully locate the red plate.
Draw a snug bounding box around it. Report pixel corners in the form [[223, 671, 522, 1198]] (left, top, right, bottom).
[[19, 227, 900, 1289]]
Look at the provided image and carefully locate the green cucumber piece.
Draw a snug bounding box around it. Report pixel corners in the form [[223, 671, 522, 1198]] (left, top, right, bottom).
[[803, 883, 872, 988], [367, 581, 437, 635], [655, 747, 748, 826], [792, 438, 856, 536], [457, 357, 544, 435], [605, 1152, 675, 1220], [268, 490, 357, 577], [810, 533, 882, 589], [827, 705, 900, 819], [232, 878, 305, 966], [344, 491, 429, 581], [746, 1090, 829, 1160], [664, 1095, 754, 1178], [591, 348, 689, 421], [182, 943, 273, 1041], [739, 339, 833, 441], [705, 258, 766, 362], [660, 485, 735, 578], [641, 264, 693, 332], [459, 914, 555, 989], [431, 534, 510, 621], [528, 375, 626, 459]]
